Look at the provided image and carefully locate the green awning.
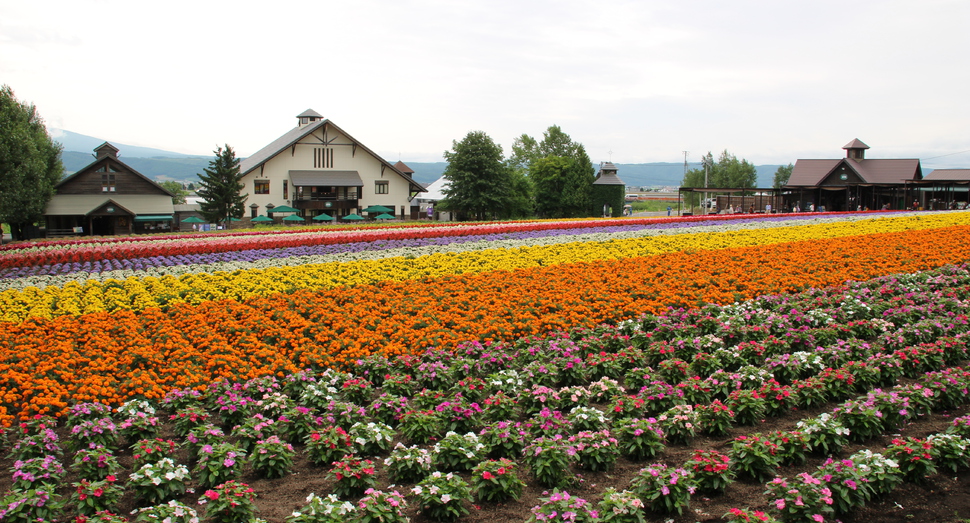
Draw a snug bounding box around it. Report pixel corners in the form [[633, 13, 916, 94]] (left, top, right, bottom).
[[134, 215, 174, 222]]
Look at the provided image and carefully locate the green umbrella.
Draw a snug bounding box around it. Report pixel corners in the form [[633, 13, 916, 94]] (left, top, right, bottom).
[[342, 213, 364, 221], [269, 205, 300, 213], [374, 213, 396, 220], [282, 214, 306, 222], [229, 217, 242, 221], [362, 205, 393, 213], [251, 215, 275, 223], [312, 213, 334, 221], [181, 216, 205, 223]]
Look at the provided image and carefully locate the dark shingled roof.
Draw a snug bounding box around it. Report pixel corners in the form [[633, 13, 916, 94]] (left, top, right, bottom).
[[787, 139, 921, 187], [923, 169, 970, 181], [593, 162, 625, 185], [788, 158, 921, 186], [843, 138, 870, 150]]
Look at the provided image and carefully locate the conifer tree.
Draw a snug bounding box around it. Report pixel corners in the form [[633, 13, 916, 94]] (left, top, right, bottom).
[[196, 145, 246, 228]]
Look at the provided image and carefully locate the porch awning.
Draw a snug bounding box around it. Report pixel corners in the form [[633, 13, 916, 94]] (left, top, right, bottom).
[[289, 170, 363, 187], [134, 215, 174, 222]]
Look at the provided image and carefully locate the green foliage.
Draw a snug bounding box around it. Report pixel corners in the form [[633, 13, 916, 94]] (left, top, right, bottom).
[[0, 84, 63, 240], [158, 180, 188, 204], [681, 150, 758, 208], [197, 144, 246, 227], [773, 163, 793, 189], [515, 126, 596, 218], [441, 131, 515, 220], [413, 471, 472, 522]]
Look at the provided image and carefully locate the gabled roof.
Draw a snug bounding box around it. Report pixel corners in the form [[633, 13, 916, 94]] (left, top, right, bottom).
[[923, 169, 970, 181], [593, 162, 625, 186], [55, 143, 174, 196], [787, 157, 921, 186], [418, 177, 449, 201], [238, 116, 424, 193], [393, 161, 414, 174]]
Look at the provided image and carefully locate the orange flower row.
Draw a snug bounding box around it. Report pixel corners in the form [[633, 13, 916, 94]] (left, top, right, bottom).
[[0, 225, 968, 425]]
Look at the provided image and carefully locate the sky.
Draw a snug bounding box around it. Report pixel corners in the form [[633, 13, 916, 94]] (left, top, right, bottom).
[[3, 0, 969, 169]]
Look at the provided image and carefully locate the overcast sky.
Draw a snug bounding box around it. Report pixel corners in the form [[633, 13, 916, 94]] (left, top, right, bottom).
[[3, 0, 968, 168]]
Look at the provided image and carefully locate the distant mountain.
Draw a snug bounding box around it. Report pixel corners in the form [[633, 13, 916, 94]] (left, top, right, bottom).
[[57, 129, 214, 184], [55, 129, 782, 188], [53, 129, 200, 159]]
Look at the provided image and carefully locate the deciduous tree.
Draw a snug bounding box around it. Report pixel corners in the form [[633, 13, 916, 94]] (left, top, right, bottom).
[[441, 131, 514, 220], [773, 163, 793, 189], [158, 180, 188, 205], [0, 85, 63, 241], [512, 125, 595, 217]]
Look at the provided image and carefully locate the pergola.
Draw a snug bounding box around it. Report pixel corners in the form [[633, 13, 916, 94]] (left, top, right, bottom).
[[676, 187, 785, 216]]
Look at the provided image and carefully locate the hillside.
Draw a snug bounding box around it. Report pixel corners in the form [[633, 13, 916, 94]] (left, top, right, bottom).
[[56, 130, 783, 188]]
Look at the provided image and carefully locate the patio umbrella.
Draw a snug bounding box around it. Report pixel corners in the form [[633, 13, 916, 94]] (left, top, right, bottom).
[[229, 217, 242, 221], [181, 216, 205, 223], [269, 205, 300, 213], [342, 213, 364, 221], [362, 205, 393, 213], [374, 213, 396, 220], [312, 213, 334, 221], [251, 215, 275, 223], [282, 214, 306, 223]]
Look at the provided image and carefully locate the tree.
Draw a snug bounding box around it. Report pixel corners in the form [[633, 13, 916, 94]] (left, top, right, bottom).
[[681, 150, 758, 210], [512, 125, 595, 217], [441, 131, 514, 220], [773, 163, 793, 189], [708, 150, 757, 189], [158, 180, 188, 205], [0, 85, 63, 241], [196, 145, 246, 228]]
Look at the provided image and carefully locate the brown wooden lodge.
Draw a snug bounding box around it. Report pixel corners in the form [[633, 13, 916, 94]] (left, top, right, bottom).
[[44, 143, 175, 236]]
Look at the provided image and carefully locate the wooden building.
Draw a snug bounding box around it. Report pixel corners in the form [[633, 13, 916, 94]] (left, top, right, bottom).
[[785, 139, 923, 211], [238, 110, 426, 222], [44, 143, 175, 236]]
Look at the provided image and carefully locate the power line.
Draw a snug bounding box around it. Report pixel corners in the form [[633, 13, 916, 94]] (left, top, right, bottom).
[[923, 149, 970, 161]]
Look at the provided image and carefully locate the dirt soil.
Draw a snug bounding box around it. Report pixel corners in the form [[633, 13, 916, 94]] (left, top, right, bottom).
[[3, 399, 970, 523]]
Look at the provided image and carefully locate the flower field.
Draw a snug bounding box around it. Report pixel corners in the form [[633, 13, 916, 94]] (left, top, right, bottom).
[[2, 210, 970, 522]]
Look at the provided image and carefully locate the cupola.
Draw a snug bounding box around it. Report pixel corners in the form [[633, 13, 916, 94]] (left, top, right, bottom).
[[297, 109, 324, 128], [842, 138, 870, 161]]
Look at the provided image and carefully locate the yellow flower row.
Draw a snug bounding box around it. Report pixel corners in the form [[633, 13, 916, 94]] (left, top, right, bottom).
[[1, 212, 968, 323]]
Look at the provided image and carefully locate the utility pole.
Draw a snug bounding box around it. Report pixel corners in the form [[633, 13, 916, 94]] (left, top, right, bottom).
[[704, 161, 709, 215]]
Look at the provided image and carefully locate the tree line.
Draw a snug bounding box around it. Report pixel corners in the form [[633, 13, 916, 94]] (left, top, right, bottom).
[[439, 126, 600, 220], [1, 83, 798, 238]]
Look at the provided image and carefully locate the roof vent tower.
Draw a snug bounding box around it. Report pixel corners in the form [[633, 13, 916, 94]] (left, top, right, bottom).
[[297, 109, 324, 128], [843, 138, 869, 161]]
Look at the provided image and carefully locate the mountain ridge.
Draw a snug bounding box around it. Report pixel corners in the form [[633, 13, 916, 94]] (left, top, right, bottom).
[[55, 129, 784, 187]]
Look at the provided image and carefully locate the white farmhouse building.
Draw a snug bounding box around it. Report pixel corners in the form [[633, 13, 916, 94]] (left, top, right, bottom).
[[238, 110, 426, 221]]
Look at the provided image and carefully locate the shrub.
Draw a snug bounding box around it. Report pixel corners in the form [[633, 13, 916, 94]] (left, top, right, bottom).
[[471, 458, 527, 502], [413, 471, 472, 522]]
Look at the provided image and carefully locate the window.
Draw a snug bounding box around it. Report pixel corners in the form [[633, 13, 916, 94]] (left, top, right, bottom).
[[101, 173, 116, 192], [375, 181, 389, 194], [283, 180, 288, 200], [255, 180, 270, 194], [314, 148, 334, 168]]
